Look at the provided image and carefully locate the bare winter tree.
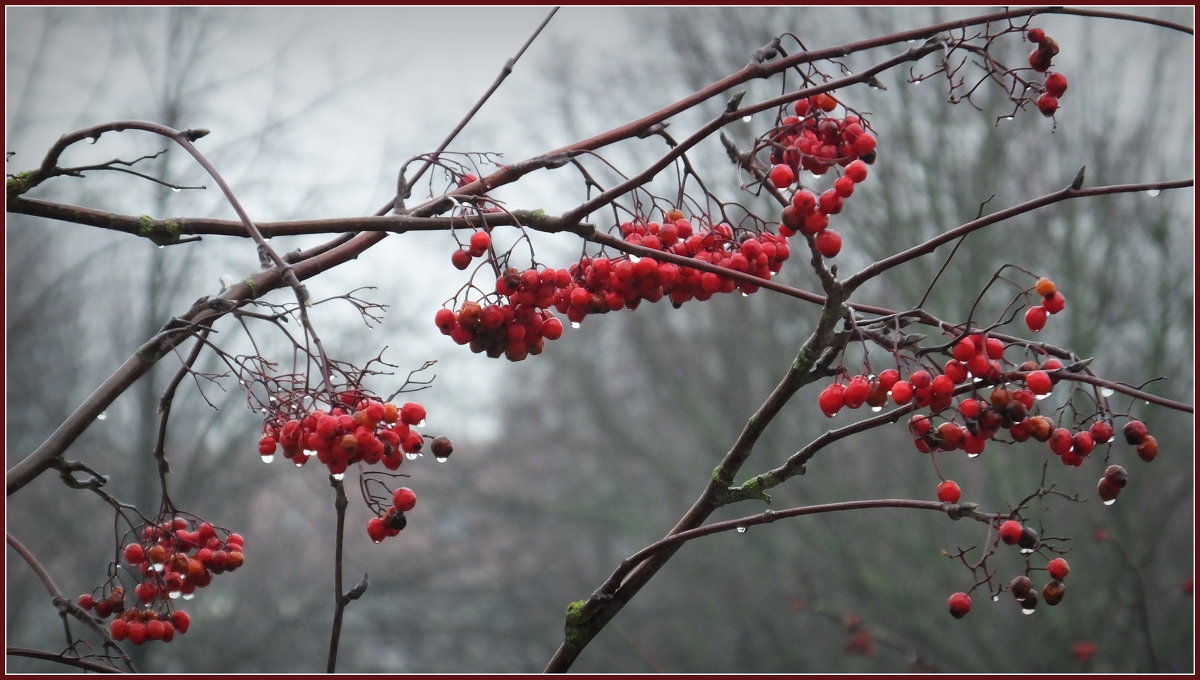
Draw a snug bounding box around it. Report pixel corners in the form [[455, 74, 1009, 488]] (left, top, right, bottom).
[[6, 6, 1193, 673]]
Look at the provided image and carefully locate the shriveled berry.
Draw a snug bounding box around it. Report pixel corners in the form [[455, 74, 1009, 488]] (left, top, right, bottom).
[[1136, 434, 1158, 462], [1010, 574, 1033, 597], [1104, 464, 1128, 488], [1043, 580, 1066, 606]]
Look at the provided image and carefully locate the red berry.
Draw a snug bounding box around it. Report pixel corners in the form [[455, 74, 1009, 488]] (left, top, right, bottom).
[[542, 317, 564, 341], [257, 436, 276, 456], [943, 359, 967, 385], [818, 189, 843, 215], [845, 159, 868, 183], [1037, 94, 1059, 117], [1123, 420, 1148, 445], [937, 480, 962, 503], [791, 190, 817, 215], [958, 398, 983, 420], [110, 618, 129, 641], [890, 380, 914, 405], [1047, 557, 1070, 581], [1025, 370, 1052, 395], [818, 383, 845, 418], [392, 487, 417, 511], [1043, 291, 1066, 313], [877, 369, 900, 391], [171, 610, 190, 634], [952, 340, 977, 362], [1027, 27, 1046, 43], [129, 622, 151, 645], [769, 164, 796, 189], [1072, 431, 1095, 457], [843, 375, 871, 409], [366, 517, 387, 543], [833, 175, 855, 198], [123, 543, 145, 565], [400, 403, 426, 426], [999, 519, 1023, 545], [469, 231, 491, 255], [853, 133, 876, 156], [78, 593, 95, 610], [909, 370, 932, 389], [451, 248, 472, 270], [1025, 306, 1048, 332], [1048, 428, 1074, 456], [814, 229, 842, 258], [1044, 72, 1068, 98], [947, 592, 972, 619], [931, 374, 955, 400], [1089, 421, 1114, 444]]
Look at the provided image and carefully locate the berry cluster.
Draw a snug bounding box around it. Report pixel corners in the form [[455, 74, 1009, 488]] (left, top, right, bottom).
[[437, 212, 791, 361], [1024, 277, 1067, 332], [1026, 27, 1069, 117], [768, 93, 877, 259], [77, 515, 243, 644], [948, 531, 1074, 619], [367, 486, 418, 543], [258, 392, 442, 476]]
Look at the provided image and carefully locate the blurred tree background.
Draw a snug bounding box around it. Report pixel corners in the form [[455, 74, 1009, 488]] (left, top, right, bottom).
[[6, 6, 1193, 673]]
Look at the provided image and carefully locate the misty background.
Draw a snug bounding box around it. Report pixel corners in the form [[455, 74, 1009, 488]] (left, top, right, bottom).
[[6, 7, 1194, 673]]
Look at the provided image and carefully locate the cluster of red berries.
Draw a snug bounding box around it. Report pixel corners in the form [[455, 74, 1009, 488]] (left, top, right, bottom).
[[437, 211, 791, 361], [767, 93, 877, 259], [258, 391, 447, 476], [1024, 277, 1067, 332], [77, 516, 242, 644], [1026, 27, 1069, 117], [435, 270, 566, 361], [366, 486, 418, 543]]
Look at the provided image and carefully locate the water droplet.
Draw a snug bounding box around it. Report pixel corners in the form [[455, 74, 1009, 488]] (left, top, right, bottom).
[[1143, 400, 1151, 406], [1004, 116, 1015, 121], [152, 563, 165, 572], [261, 455, 274, 464], [332, 472, 345, 481], [736, 526, 748, 533], [912, 79, 921, 86], [1146, 189, 1161, 197], [1103, 498, 1117, 506], [417, 419, 426, 428], [571, 321, 581, 329], [972, 377, 982, 384], [1021, 607, 1035, 616], [1100, 387, 1114, 397], [269, 396, 279, 403], [740, 292, 749, 297], [371, 538, 382, 544], [405, 452, 420, 461], [239, 380, 247, 386], [295, 462, 305, 468], [992, 594, 1000, 602], [182, 593, 195, 601], [168, 591, 181, 600], [96, 411, 108, 421], [1035, 393, 1051, 401], [435, 456, 448, 463], [870, 406, 883, 413], [741, 115, 752, 123], [1019, 547, 1034, 555], [170, 187, 181, 193]]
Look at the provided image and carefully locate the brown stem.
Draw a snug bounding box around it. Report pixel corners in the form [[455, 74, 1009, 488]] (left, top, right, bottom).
[[6, 647, 125, 673], [326, 477, 350, 673]]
